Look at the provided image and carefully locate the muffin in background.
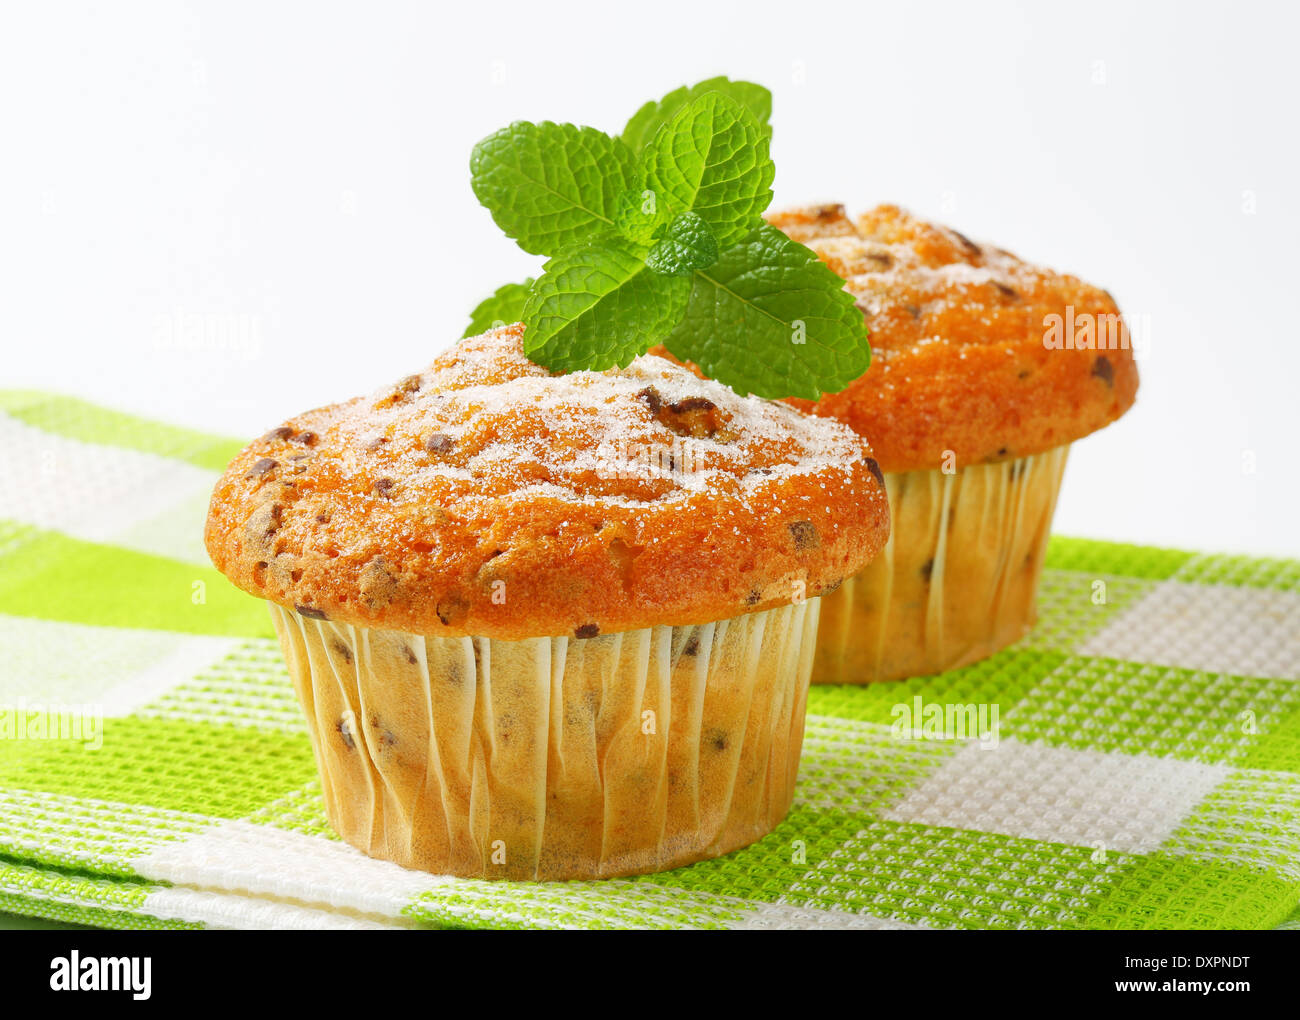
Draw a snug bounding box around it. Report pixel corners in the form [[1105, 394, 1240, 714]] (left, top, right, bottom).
[[205, 325, 890, 879], [766, 203, 1138, 685]]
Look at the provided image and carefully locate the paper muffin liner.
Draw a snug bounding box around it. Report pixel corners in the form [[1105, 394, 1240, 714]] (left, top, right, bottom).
[[814, 444, 1070, 684], [269, 598, 821, 880]]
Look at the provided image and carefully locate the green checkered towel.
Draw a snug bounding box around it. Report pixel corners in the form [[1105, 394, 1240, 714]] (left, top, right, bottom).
[[3, 389, 1300, 930]]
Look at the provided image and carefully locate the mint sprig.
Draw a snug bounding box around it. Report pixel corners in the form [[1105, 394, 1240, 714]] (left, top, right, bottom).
[[664, 225, 870, 399], [463, 279, 534, 338], [521, 237, 691, 371], [469, 122, 636, 255], [614, 188, 669, 247], [621, 77, 772, 154], [640, 92, 774, 247], [645, 212, 718, 276], [465, 79, 870, 400]]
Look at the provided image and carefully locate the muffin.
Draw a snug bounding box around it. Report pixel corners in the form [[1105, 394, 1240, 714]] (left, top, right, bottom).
[[205, 324, 890, 879], [765, 203, 1139, 684]]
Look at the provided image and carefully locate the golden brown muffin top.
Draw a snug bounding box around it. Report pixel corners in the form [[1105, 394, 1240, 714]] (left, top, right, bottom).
[[766, 203, 1139, 472], [205, 324, 891, 640]]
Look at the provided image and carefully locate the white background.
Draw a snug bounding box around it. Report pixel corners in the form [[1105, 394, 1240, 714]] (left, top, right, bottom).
[[3, 0, 1297, 555]]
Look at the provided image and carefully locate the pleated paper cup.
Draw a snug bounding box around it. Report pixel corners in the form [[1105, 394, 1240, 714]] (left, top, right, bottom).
[[814, 444, 1069, 684], [269, 598, 821, 880]]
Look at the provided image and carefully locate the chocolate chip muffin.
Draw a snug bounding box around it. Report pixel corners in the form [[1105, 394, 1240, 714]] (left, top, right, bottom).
[[766, 203, 1138, 684], [205, 324, 890, 879]]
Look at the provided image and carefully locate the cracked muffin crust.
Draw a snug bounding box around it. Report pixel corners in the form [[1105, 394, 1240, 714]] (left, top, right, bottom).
[[205, 323, 891, 641], [767, 203, 1139, 473]]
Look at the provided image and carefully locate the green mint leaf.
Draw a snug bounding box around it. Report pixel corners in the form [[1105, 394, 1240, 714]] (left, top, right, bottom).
[[622, 77, 772, 154], [463, 279, 536, 337], [470, 122, 636, 256], [640, 93, 774, 248], [614, 187, 669, 246], [664, 225, 871, 400], [645, 212, 719, 276], [522, 237, 691, 372]]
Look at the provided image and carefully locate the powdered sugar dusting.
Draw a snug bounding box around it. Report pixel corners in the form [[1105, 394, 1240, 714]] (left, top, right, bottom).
[[298, 325, 869, 514], [764, 202, 1133, 474], [769, 203, 1063, 359]]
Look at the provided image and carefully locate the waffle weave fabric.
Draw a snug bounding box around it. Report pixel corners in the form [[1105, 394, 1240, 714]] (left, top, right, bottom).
[[2, 390, 1299, 930]]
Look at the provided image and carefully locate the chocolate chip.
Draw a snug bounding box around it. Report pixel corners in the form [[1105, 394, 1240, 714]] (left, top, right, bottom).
[[996, 447, 1009, 458], [865, 251, 894, 270], [363, 435, 388, 452], [920, 558, 935, 583], [864, 457, 884, 487], [683, 634, 700, 657], [424, 433, 455, 455], [246, 501, 282, 547], [245, 458, 278, 479], [373, 477, 396, 498], [331, 639, 353, 665], [574, 623, 600, 639], [903, 304, 922, 319], [950, 228, 981, 255], [291, 431, 317, 447], [993, 281, 1019, 301], [636, 386, 662, 415], [262, 426, 294, 442], [814, 203, 846, 221], [1017, 369, 1032, 379], [374, 375, 426, 410], [359, 557, 399, 611], [1091, 355, 1114, 387], [337, 716, 356, 751], [296, 604, 328, 620], [643, 389, 726, 439], [789, 520, 819, 550], [435, 596, 468, 627], [669, 397, 716, 414]]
